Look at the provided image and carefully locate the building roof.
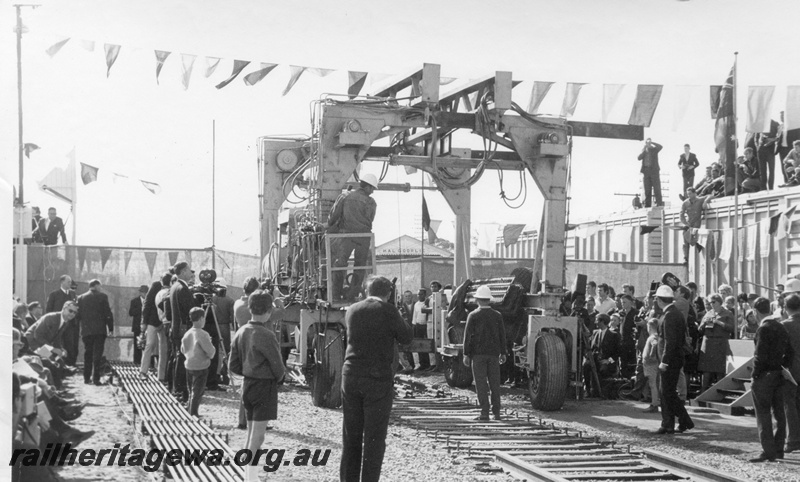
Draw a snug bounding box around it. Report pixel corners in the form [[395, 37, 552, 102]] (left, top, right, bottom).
[[375, 235, 452, 257]]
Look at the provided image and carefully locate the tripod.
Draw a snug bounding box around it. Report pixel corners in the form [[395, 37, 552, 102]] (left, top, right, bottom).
[[201, 299, 228, 389]]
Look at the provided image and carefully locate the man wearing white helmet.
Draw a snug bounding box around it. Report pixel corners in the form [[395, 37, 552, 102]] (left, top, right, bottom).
[[327, 173, 378, 301], [462, 285, 507, 420]]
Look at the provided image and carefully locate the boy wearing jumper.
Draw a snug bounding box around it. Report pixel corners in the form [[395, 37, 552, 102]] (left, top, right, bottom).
[[641, 318, 661, 413], [181, 307, 216, 416], [229, 290, 285, 482]]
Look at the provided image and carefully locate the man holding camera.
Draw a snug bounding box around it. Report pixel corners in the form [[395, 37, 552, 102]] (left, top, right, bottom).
[[637, 138, 663, 208], [169, 262, 195, 403]]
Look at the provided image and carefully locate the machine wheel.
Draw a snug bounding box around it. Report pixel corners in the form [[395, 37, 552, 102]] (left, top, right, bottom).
[[310, 327, 345, 408], [529, 333, 568, 411], [443, 323, 473, 388]]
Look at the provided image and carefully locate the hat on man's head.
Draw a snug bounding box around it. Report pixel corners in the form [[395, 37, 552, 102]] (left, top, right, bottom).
[[173, 261, 189, 274], [655, 285, 675, 298], [784, 279, 800, 295], [474, 285, 493, 300], [139, 285, 149, 293]]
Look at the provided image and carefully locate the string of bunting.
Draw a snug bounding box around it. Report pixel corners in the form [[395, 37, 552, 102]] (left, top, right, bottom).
[[41, 36, 800, 127], [80, 161, 161, 194]]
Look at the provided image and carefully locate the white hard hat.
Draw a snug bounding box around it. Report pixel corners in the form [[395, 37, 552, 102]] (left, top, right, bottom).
[[655, 285, 675, 298], [360, 173, 379, 189], [474, 285, 493, 300], [216, 277, 227, 288], [784, 278, 800, 295]]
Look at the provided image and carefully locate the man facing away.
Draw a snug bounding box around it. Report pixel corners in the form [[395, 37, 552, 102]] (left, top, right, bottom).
[[128, 285, 148, 365], [340, 276, 412, 482], [463, 285, 507, 421], [77, 279, 114, 385], [781, 294, 800, 454], [750, 297, 792, 463], [637, 138, 664, 207], [655, 285, 693, 434], [169, 262, 196, 403]]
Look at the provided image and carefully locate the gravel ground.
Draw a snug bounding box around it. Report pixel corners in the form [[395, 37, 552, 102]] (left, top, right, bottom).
[[406, 369, 800, 482]]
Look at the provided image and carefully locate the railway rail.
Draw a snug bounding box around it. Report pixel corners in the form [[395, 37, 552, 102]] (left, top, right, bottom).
[[392, 377, 749, 482]]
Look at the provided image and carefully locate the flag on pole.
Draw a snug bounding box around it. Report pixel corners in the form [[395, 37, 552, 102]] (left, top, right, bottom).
[[422, 196, 431, 232], [714, 63, 737, 195], [80, 163, 98, 185], [104, 44, 121, 77], [154, 50, 171, 84]]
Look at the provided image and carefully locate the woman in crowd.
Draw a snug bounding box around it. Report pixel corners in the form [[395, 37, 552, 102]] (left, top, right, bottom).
[[697, 293, 736, 392]]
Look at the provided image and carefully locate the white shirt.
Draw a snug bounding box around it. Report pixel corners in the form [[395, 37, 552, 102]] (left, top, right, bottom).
[[412, 301, 428, 325], [155, 287, 170, 322], [595, 297, 617, 315]]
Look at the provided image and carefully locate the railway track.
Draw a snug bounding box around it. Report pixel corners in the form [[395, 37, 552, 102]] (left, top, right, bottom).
[[392, 377, 748, 482]]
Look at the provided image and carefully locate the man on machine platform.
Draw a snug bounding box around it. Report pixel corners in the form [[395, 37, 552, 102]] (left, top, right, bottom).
[[326, 173, 378, 302]]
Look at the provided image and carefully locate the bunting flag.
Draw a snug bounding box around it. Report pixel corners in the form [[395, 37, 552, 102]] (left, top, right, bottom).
[[80, 162, 99, 185], [639, 225, 659, 235], [123, 250, 133, 273], [718, 228, 733, 261], [759, 219, 771, 258], [610, 226, 635, 255], [786, 86, 800, 131], [737, 227, 746, 262], [714, 64, 737, 195], [144, 252, 158, 277], [602, 84, 625, 123], [307, 67, 335, 77], [476, 223, 500, 253], [154, 50, 171, 84], [527, 81, 554, 114], [78, 246, 88, 273], [112, 172, 129, 184], [100, 249, 112, 271], [628, 85, 663, 127], [672, 85, 695, 131], [180, 54, 196, 90], [709, 85, 722, 118], [708, 231, 718, 261], [283, 66, 307, 96], [746, 223, 758, 260], [141, 180, 161, 195], [215, 60, 250, 89], [243, 63, 278, 86], [104, 44, 121, 77], [184, 250, 192, 268], [746, 86, 775, 133], [79, 39, 95, 52], [503, 224, 526, 247], [348, 71, 368, 98], [45, 38, 70, 58], [560, 83, 586, 117], [168, 251, 179, 266], [23, 143, 40, 158], [204, 57, 221, 78]]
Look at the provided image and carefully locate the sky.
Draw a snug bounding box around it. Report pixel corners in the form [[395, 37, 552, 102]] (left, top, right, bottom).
[[1, 0, 799, 257]]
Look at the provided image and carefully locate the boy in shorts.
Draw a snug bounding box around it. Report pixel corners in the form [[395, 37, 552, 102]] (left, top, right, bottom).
[[229, 290, 285, 481], [180, 307, 215, 416]]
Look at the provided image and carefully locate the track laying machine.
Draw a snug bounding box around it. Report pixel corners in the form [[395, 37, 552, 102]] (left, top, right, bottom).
[[257, 64, 642, 411]]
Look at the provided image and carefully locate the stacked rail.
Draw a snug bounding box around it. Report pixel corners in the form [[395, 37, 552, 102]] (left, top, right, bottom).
[[391, 385, 747, 482], [112, 362, 244, 481]]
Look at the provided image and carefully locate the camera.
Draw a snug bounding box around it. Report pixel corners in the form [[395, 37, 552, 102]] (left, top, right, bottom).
[[191, 269, 226, 301]]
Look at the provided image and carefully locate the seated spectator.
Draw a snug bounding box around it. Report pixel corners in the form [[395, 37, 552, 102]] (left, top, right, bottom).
[[697, 166, 726, 198], [738, 148, 762, 193], [26, 301, 42, 327], [583, 313, 621, 397], [781, 140, 800, 187]]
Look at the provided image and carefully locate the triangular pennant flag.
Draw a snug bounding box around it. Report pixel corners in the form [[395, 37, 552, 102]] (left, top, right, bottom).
[[104, 44, 121, 78], [184, 250, 192, 267], [141, 180, 161, 195], [144, 252, 158, 277], [769, 211, 783, 235], [180, 54, 196, 90], [204, 57, 221, 78], [628, 85, 663, 127], [23, 143, 40, 158], [154, 50, 171, 84], [503, 224, 526, 247], [45, 38, 70, 58], [168, 251, 179, 266], [79, 39, 95, 52], [243, 63, 278, 86], [348, 71, 368, 98], [602, 84, 625, 123], [80, 162, 98, 185], [560, 83, 586, 117], [307, 67, 334, 77], [78, 246, 88, 273], [112, 172, 128, 184], [215, 60, 250, 89], [528, 81, 554, 114], [123, 251, 133, 273], [639, 225, 659, 235], [100, 249, 112, 271], [283, 66, 307, 96]]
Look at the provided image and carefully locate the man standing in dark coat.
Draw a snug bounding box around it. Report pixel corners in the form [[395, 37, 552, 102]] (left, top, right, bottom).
[[637, 138, 663, 208], [340, 276, 412, 482], [128, 285, 148, 364], [77, 279, 114, 385], [655, 285, 694, 434], [170, 262, 196, 402], [678, 144, 700, 196], [46, 275, 78, 366], [750, 297, 792, 463], [37, 207, 67, 246]]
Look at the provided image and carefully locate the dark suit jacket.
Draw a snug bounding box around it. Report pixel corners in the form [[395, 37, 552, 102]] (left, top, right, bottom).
[[31, 215, 43, 243], [128, 297, 144, 335], [169, 279, 195, 342], [590, 328, 621, 361], [658, 304, 686, 369], [25, 312, 69, 351], [37, 216, 67, 245], [77, 290, 114, 337], [637, 142, 663, 172], [46, 289, 76, 314], [678, 153, 699, 177], [142, 281, 163, 328]]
